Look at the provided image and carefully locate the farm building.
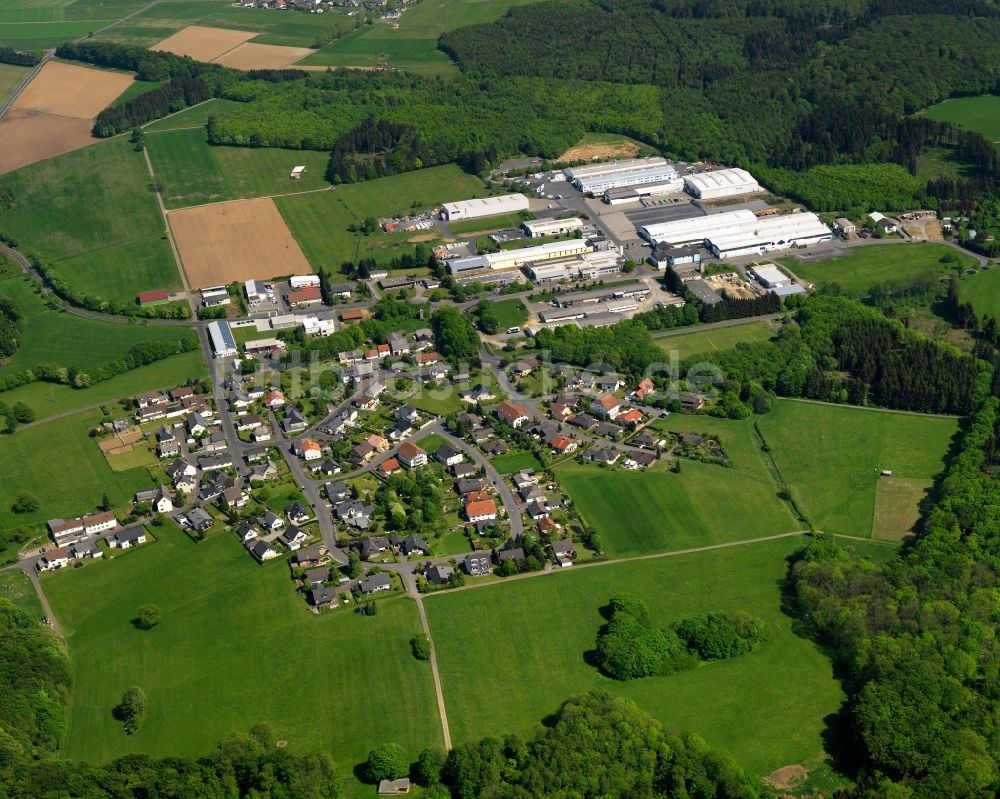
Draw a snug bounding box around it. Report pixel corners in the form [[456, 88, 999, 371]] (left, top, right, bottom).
[[522, 217, 584, 238], [440, 193, 529, 221], [137, 289, 169, 306], [289, 165, 306, 179], [447, 240, 593, 275], [565, 157, 677, 194], [683, 168, 762, 200], [705, 213, 832, 259], [208, 320, 238, 358], [868, 212, 899, 233]]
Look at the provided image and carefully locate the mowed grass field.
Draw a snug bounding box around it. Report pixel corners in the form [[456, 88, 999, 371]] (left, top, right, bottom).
[[920, 95, 1000, 145], [45, 526, 442, 785], [490, 298, 528, 328], [0, 350, 206, 421], [0, 62, 29, 107], [959, 266, 1000, 321], [276, 165, 490, 269], [0, 0, 150, 48], [92, 0, 355, 47], [147, 128, 332, 208], [425, 536, 843, 778], [782, 243, 974, 295], [0, 275, 197, 375], [557, 415, 798, 558], [656, 319, 775, 361], [0, 409, 155, 532], [298, 0, 545, 75], [0, 139, 181, 301], [757, 399, 959, 537]]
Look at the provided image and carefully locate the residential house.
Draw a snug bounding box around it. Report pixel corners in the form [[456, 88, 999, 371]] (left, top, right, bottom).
[[389, 419, 412, 440], [424, 564, 454, 585], [397, 441, 428, 469], [618, 409, 644, 427], [497, 547, 526, 567], [359, 535, 391, 559], [325, 482, 351, 503], [594, 421, 624, 439], [415, 351, 441, 366], [259, 511, 285, 532], [186, 412, 207, 436], [37, 547, 71, 571], [245, 445, 268, 462], [481, 439, 508, 455], [550, 402, 573, 421], [633, 378, 655, 400], [434, 444, 464, 466], [285, 502, 311, 524], [252, 425, 273, 443], [237, 414, 263, 432], [280, 525, 309, 551], [495, 401, 530, 428], [349, 442, 375, 465], [157, 439, 181, 459], [221, 485, 247, 509], [598, 374, 623, 392], [250, 539, 279, 562], [235, 522, 259, 543], [265, 390, 286, 409], [622, 450, 657, 469], [586, 446, 620, 465], [548, 434, 578, 454], [452, 463, 476, 479], [249, 460, 279, 482], [308, 586, 338, 608], [633, 429, 665, 449], [357, 572, 392, 594], [591, 394, 622, 419], [456, 478, 487, 495], [295, 439, 323, 461], [396, 404, 419, 424], [282, 409, 308, 433], [669, 392, 705, 411], [70, 541, 102, 561], [526, 500, 549, 520], [568, 412, 598, 430], [513, 357, 539, 377], [188, 507, 214, 532], [402, 534, 429, 557], [198, 452, 232, 471], [551, 538, 575, 564], [105, 529, 148, 549], [366, 433, 391, 453], [388, 333, 411, 356], [461, 384, 496, 403], [463, 553, 492, 576], [291, 544, 328, 568], [466, 499, 498, 523]]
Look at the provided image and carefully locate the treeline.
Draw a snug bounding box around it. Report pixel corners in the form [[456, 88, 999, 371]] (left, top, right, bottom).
[[0, 293, 23, 358], [0, 45, 41, 67], [94, 73, 216, 137], [0, 338, 198, 393], [0, 599, 70, 767], [326, 117, 429, 184], [786, 379, 1000, 797], [699, 292, 782, 324]]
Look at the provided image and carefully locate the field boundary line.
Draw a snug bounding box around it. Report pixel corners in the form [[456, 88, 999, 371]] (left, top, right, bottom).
[[142, 145, 195, 310], [140, 98, 215, 132], [413, 592, 452, 750], [783, 396, 962, 420], [423, 531, 809, 600], [165, 184, 334, 213]]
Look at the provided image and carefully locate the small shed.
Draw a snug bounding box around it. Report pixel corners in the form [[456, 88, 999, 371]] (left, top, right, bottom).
[[290, 165, 307, 180]]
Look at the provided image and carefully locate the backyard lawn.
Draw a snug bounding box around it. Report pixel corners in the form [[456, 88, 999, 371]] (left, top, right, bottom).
[[490, 451, 542, 474], [45, 525, 443, 789], [757, 399, 959, 537], [425, 536, 843, 779]]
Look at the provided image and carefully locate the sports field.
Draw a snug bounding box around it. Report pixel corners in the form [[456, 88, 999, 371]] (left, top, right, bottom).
[[0, 274, 197, 375], [920, 95, 1000, 145], [0, 350, 206, 421], [168, 197, 313, 287], [0, 61, 133, 174], [95, 0, 356, 48], [781, 243, 974, 295], [425, 536, 842, 778], [655, 319, 775, 361], [0, 139, 182, 301], [146, 128, 332, 208], [558, 415, 798, 557], [0, 409, 155, 532], [959, 266, 1000, 321], [276, 165, 490, 268], [757, 399, 959, 537], [45, 526, 442, 784], [298, 0, 544, 75]]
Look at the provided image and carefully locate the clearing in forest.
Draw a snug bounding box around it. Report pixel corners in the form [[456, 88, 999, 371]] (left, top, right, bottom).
[[167, 197, 312, 288]]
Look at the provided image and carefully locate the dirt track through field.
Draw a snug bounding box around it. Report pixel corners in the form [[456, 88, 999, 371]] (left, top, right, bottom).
[[152, 25, 256, 61], [167, 197, 313, 288], [213, 42, 313, 69]]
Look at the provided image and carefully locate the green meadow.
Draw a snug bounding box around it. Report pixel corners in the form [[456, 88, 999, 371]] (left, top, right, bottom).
[[655, 319, 775, 361], [557, 414, 798, 558], [959, 266, 1000, 321], [0, 139, 181, 302], [425, 536, 843, 778], [920, 95, 1000, 144], [146, 128, 333, 209], [0, 409, 154, 533], [782, 243, 973, 295], [44, 526, 442, 789], [757, 399, 959, 537]]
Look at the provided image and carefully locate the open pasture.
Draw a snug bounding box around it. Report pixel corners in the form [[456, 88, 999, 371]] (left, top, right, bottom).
[[0, 409, 154, 533], [151, 24, 255, 60], [558, 416, 797, 558], [168, 197, 313, 287], [44, 526, 442, 785], [920, 94, 1000, 145], [782, 242, 973, 295], [146, 127, 331, 208], [872, 477, 932, 541], [756, 399, 959, 537], [656, 319, 775, 361], [959, 266, 1000, 321], [425, 536, 843, 778], [0, 139, 181, 300]]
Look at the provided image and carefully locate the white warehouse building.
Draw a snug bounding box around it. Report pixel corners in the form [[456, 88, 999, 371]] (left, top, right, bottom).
[[565, 157, 677, 194], [207, 320, 238, 359], [706, 213, 833, 259], [440, 193, 529, 221], [684, 168, 762, 200], [447, 239, 593, 275], [522, 217, 584, 238], [640, 209, 757, 248]]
